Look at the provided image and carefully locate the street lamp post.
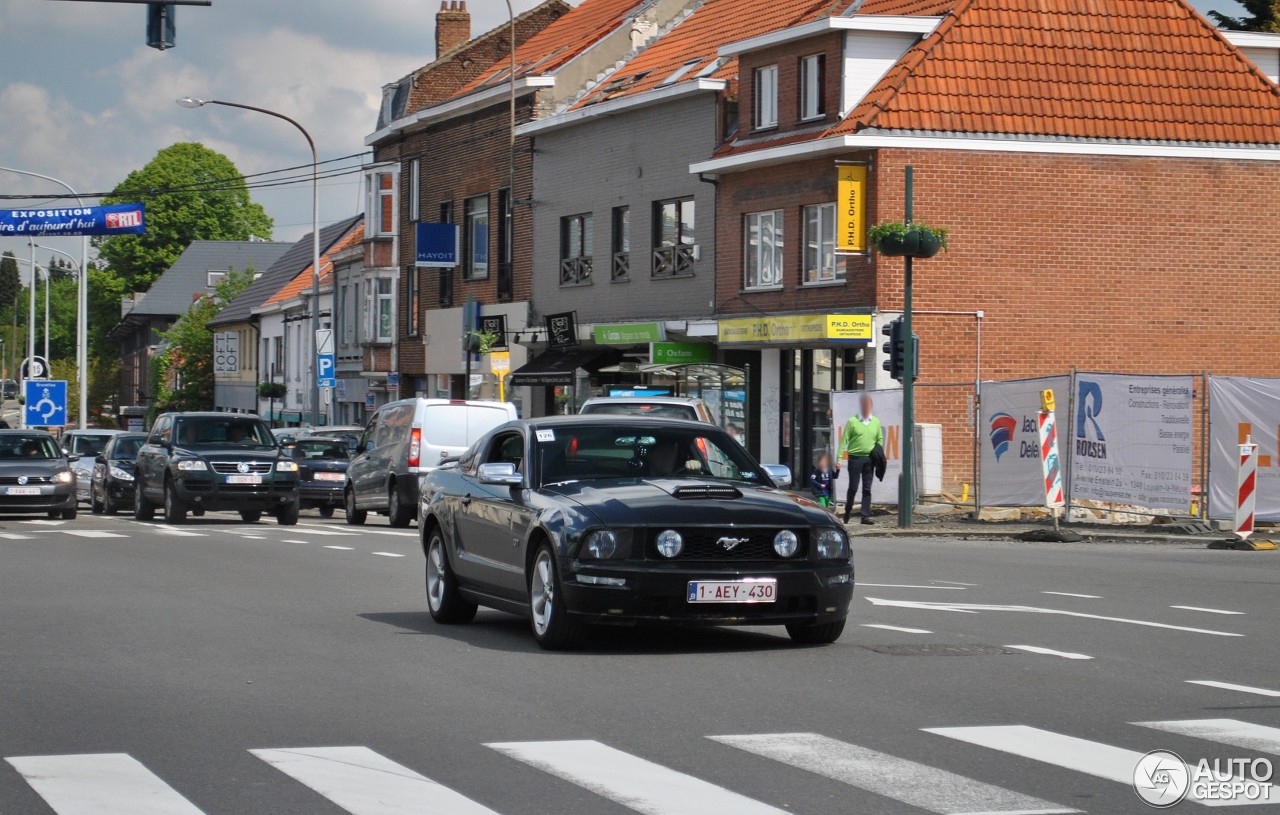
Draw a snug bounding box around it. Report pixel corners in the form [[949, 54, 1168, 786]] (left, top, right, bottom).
[[0, 167, 89, 429], [177, 96, 322, 426]]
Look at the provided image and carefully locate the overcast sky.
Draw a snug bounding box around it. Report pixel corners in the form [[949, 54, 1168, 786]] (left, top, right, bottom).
[[0, 0, 1244, 274]]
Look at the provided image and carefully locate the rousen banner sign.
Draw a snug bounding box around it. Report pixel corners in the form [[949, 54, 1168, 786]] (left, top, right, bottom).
[[0, 203, 146, 237]]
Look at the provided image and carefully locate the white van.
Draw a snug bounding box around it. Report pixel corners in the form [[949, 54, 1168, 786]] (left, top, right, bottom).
[[345, 398, 517, 527]]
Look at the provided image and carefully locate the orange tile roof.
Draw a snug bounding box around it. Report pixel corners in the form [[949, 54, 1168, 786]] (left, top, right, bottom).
[[264, 223, 365, 307], [855, 0, 956, 14], [572, 0, 838, 109], [458, 0, 652, 96], [837, 0, 1280, 144]]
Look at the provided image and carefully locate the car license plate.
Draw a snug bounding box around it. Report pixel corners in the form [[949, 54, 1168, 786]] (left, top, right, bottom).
[[6, 487, 40, 496], [314, 472, 344, 481], [226, 475, 262, 485], [687, 578, 777, 604]]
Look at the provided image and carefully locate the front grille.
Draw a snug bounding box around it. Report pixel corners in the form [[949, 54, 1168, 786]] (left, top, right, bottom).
[[210, 461, 272, 475], [0, 476, 52, 485], [646, 528, 808, 561]]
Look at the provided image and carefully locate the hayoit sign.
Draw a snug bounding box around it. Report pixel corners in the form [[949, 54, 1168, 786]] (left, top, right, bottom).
[[0, 203, 146, 237]]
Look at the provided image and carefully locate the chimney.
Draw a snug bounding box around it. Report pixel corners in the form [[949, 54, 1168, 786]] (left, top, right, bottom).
[[436, 0, 470, 57]]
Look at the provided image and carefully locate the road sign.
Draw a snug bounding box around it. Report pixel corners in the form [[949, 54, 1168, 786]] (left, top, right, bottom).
[[387, 373, 400, 392], [24, 380, 67, 428], [316, 353, 336, 389], [316, 328, 334, 355], [21, 356, 51, 381]]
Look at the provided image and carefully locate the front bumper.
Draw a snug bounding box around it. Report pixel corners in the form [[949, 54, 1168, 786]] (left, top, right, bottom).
[[172, 474, 299, 511], [299, 480, 344, 507], [0, 485, 76, 514], [561, 559, 854, 626], [103, 476, 136, 503]]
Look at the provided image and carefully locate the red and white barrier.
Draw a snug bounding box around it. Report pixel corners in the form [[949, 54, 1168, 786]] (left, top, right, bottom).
[[1235, 438, 1259, 540], [1038, 411, 1065, 508]]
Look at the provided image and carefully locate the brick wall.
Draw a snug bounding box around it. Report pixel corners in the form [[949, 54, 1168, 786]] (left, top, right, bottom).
[[736, 32, 844, 139]]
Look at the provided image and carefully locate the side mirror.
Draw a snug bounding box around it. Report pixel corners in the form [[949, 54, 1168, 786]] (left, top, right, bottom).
[[67, 454, 81, 463], [761, 464, 792, 488], [478, 462, 522, 487], [95, 455, 107, 465]]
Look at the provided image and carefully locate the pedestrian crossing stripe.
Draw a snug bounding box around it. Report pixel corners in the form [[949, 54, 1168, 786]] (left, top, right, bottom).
[[63, 530, 126, 539], [7, 719, 1280, 815]]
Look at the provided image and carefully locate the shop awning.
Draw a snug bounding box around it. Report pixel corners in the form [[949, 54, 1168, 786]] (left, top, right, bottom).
[[508, 348, 622, 387]]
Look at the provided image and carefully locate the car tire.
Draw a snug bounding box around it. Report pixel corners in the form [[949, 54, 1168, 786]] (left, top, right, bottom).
[[528, 545, 588, 651], [344, 488, 366, 525], [277, 501, 299, 526], [386, 483, 412, 528], [162, 478, 186, 524], [785, 619, 846, 645], [104, 497, 118, 516], [135, 483, 157, 521], [91, 490, 104, 514], [239, 510, 262, 524], [61, 506, 77, 520], [317, 505, 335, 519], [425, 529, 477, 624]]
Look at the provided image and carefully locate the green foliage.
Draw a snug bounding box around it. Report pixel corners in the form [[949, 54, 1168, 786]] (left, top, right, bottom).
[[257, 382, 287, 399], [867, 221, 949, 249], [97, 143, 273, 290], [1211, 0, 1280, 31], [152, 268, 255, 413], [0, 253, 20, 314], [87, 266, 128, 360]]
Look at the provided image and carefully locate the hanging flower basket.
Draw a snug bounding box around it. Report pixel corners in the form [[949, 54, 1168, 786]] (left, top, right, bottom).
[[257, 382, 287, 399], [868, 222, 948, 258]]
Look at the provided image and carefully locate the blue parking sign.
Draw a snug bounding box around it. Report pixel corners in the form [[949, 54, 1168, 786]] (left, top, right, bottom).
[[316, 353, 336, 389], [24, 380, 68, 428]]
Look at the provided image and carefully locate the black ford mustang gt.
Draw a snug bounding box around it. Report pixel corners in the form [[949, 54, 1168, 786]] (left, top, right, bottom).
[[418, 416, 854, 650]]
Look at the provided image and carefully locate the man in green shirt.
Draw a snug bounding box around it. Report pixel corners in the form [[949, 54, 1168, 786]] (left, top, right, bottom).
[[840, 393, 883, 524]]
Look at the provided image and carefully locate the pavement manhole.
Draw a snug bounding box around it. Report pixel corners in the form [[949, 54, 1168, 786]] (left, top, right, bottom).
[[863, 644, 1012, 656]]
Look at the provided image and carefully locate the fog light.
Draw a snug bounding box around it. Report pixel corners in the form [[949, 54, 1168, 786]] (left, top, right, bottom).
[[655, 529, 683, 558], [826, 573, 851, 585], [578, 575, 626, 587], [773, 530, 799, 557]]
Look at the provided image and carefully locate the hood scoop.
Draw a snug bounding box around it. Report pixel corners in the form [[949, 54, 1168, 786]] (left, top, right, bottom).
[[670, 483, 743, 500]]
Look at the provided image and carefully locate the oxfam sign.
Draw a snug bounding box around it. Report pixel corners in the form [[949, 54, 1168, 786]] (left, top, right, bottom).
[[650, 342, 712, 365]]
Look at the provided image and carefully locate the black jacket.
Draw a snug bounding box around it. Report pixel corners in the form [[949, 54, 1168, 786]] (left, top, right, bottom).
[[870, 444, 887, 481]]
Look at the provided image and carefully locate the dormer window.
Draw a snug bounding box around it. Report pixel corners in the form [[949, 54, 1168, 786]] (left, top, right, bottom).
[[754, 65, 778, 129], [800, 54, 826, 121], [660, 58, 705, 87]]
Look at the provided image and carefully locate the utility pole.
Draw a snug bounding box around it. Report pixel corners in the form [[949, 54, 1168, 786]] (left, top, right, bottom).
[[899, 167, 916, 529]]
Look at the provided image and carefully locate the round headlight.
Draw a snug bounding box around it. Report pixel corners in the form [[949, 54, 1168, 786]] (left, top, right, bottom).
[[773, 530, 800, 558], [816, 528, 849, 559], [655, 529, 684, 558], [585, 530, 618, 560]]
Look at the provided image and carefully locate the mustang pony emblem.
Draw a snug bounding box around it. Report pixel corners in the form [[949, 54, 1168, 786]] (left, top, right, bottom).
[[717, 536, 749, 551]]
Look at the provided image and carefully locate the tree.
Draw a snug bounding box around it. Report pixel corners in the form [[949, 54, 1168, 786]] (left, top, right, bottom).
[[1211, 0, 1280, 31], [151, 268, 255, 413], [86, 265, 127, 360], [97, 143, 273, 290], [0, 253, 20, 317]]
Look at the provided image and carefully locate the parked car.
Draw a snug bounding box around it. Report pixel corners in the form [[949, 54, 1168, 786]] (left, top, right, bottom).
[[580, 396, 715, 423], [346, 398, 517, 528], [134, 413, 300, 525], [418, 416, 854, 649], [289, 436, 351, 518], [61, 429, 122, 503], [0, 430, 77, 519], [310, 430, 361, 456], [89, 433, 147, 516], [1, 379, 18, 400]]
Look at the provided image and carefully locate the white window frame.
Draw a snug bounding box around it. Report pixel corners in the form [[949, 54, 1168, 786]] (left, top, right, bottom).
[[376, 277, 394, 343], [803, 203, 844, 284], [464, 194, 490, 281], [745, 210, 784, 290], [800, 54, 825, 121], [754, 65, 778, 130], [365, 165, 399, 238], [408, 159, 420, 222]]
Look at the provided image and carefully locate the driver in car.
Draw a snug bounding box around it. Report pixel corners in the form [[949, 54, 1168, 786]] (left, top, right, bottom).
[[646, 439, 703, 477]]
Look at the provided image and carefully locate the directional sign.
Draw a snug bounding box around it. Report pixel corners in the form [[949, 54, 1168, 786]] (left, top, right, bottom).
[[24, 380, 67, 428], [315, 328, 334, 356], [316, 353, 336, 389], [21, 356, 51, 381]]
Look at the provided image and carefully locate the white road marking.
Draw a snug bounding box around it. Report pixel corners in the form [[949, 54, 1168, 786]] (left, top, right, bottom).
[[1187, 680, 1280, 697], [281, 540, 311, 545], [158, 530, 205, 538], [1170, 606, 1244, 615], [0, 532, 34, 539], [238, 535, 266, 540], [858, 583, 967, 590], [252, 746, 500, 815], [712, 732, 1077, 815], [21, 519, 66, 526], [926, 725, 1274, 807], [5, 753, 206, 815], [372, 551, 405, 558], [931, 580, 978, 586], [861, 624, 934, 634], [324, 545, 355, 551], [489, 739, 788, 815], [1136, 719, 1280, 755], [1004, 645, 1093, 660], [321, 524, 416, 538], [301, 528, 359, 536], [865, 597, 1243, 636], [63, 530, 126, 539], [1041, 592, 1101, 599]]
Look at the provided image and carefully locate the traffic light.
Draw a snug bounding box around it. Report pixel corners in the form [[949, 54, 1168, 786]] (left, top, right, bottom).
[[147, 3, 176, 50], [881, 318, 920, 382]]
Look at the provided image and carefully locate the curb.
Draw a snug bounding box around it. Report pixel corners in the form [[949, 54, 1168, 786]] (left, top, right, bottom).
[[846, 526, 1222, 544], [1207, 539, 1279, 551]]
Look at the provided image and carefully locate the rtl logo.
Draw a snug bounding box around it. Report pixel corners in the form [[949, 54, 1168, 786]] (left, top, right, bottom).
[[106, 210, 142, 229]]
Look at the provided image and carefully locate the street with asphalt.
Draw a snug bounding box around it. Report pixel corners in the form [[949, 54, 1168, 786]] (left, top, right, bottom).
[[1, 511, 1278, 814]]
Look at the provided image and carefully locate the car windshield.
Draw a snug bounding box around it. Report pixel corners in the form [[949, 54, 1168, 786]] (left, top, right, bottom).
[[291, 439, 349, 460], [174, 418, 275, 448], [1, 435, 62, 460], [111, 437, 145, 459], [581, 402, 698, 420], [536, 424, 761, 487], [70, 435, 113, 455]]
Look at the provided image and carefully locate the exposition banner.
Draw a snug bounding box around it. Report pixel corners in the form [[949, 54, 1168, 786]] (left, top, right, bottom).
[[1068, 373, 1194, 511], [0, 203, 145, 237], [1208, 377, 1280, 521], [979, 376, 1069, 507], [831, 389, 903, 507]]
